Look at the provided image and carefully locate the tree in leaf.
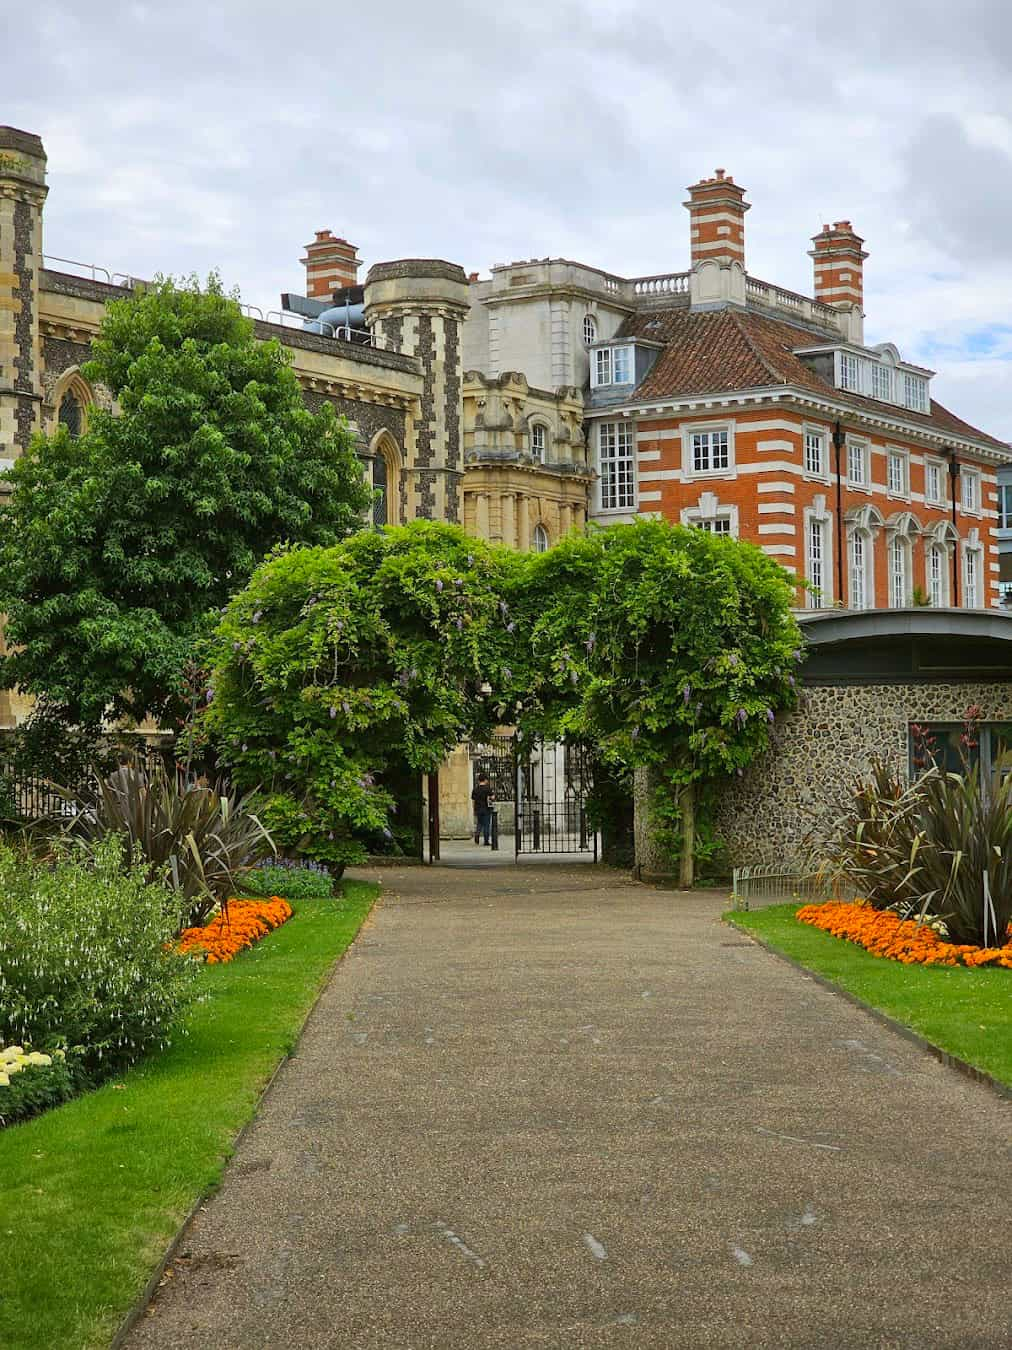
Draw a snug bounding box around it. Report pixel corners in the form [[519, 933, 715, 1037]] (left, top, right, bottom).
[[200, 521, 523, 872], [510, 518, 803, 884], [0, 274, 370, 729]]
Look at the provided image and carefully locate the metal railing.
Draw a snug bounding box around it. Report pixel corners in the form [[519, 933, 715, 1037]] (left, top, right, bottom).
[[42, 255, 143, 289], [731, 862, 855, 911], [261, 310, 392, 352]]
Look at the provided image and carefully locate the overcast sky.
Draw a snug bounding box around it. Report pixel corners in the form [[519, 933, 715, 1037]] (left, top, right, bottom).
[[7, 0, 1012, 440]]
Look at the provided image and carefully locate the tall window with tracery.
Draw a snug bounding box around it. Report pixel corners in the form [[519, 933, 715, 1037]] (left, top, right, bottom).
[[888, 536, 908, 607], [850, 532, 868, 609], [928, 543, 946, 607], [59, 391, 82, 438], [806, 517, 826, 606]]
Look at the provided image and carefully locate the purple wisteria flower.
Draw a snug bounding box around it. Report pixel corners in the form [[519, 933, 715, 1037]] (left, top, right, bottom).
[[342, 700, 351, 714], [205, 688, 214, 703], [788, 674, 796, 688], [506, 621, 516, 633], [682, 684, 692, 705], [735, 707, 748, 727], [454, 617, 463, 630], [765, 707, 775, 723], [585, 633, 596, 654], [435, 578, 444, 592], [727, 653, 739, 668], [252, 610, 262, 623], [329, 706, 337, 718]]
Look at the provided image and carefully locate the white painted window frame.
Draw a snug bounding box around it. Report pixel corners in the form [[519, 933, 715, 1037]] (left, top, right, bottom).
[[886, 447, 909, 500], [928, 541, 948, 607], [681, 421, 736, 480], [680, 490, 739, 539], [848, 528, 873, 610], [960, 467, 981, 516], [592, 344, 633, 388], [803, 424, 829, 482], [924, 457, 946, 506], [846, 437, 869, 490], [597, 420, 637, 512], [583, 314, 597, 347]]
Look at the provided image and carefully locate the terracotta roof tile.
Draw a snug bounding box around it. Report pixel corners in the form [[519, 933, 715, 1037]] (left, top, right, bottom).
[[618, 306, 1009, 454]]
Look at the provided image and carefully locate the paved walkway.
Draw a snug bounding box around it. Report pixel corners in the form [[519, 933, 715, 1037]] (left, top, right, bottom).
[[129, 864, 1010, 1349]]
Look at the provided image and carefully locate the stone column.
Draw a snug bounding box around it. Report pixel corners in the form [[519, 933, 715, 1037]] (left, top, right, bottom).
[[501, 492, 516, 549], [517, 494, 530, 551], [0, 127, 48, 463], [475, 492, 490, 539], [559, 501, 572, 537]]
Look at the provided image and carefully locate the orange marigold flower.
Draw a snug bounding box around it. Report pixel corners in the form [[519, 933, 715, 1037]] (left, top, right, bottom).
[[178, 897, 294, 963], [795, 902, 1012, 969]]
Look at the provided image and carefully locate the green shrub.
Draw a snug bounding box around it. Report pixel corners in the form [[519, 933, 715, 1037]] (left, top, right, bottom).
[[242, 860, 335, 900], [0, 837, 197, 1072], [830, 755, 1012, 947], [0, 1050, 84, 1128], [57, 759, 274, 927]]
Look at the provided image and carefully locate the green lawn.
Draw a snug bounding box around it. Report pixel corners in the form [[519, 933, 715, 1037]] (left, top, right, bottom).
[[0, 881, 379, 1350], [727, 903, 1012, 1089]]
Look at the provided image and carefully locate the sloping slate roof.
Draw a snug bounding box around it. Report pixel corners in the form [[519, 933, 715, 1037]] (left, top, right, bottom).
[[617, 306, 1009, 453]]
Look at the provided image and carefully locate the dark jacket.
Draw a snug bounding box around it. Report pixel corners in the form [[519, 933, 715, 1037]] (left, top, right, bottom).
[[471, 783, 493, 813]]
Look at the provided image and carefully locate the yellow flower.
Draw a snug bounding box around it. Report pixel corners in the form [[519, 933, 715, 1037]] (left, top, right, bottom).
[[0, 1073, 9, 1087], [27, 1053, 52, 1067]]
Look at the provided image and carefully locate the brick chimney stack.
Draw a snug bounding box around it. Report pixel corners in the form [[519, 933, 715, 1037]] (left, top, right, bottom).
[[684, 169, 750, 268], [301, 229, 361, 299], [809, 221, 867, 310]]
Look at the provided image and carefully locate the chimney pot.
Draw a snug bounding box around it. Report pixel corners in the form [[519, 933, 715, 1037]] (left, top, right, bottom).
[[684, 169, 749, 269]]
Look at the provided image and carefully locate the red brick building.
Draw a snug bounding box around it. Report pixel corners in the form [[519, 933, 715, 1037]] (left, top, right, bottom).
[[584, 172, 1009, 609]]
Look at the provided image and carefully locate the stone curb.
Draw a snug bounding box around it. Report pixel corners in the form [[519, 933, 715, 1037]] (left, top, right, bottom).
[[109, 892, 381, 1350], [724, 916, 1011, 1103]]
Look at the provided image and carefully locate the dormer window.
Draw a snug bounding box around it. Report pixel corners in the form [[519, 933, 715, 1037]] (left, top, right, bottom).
[[871, 363, 893, 402], [840, 352, 861, 391], [593, 344, 633, 387], [903, 373, 928, 413]]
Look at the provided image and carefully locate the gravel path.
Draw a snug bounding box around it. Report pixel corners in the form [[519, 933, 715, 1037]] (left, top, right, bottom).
[[127, 863, 1010, 1349]]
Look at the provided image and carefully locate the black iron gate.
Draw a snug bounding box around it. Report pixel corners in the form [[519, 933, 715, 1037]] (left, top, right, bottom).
[[515, 737, 596, 858]]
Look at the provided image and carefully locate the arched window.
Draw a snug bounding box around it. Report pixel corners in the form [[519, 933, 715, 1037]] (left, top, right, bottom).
[[58, 390, 82, 438], [849, 531, 870, 609], [963, 542, 982, 608], [372, 452, 388, 527], [583, 314, 597, 346], [927, 543, 947, 607], [888, 534, 910, 607], [369, 431, 402, 528], [530, 422, 547, 463], [533, 523, 550, 553]]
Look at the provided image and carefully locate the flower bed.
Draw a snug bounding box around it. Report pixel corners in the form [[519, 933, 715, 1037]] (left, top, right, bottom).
[[796, 901, 1012, 969], [178, 897, 293, 964]]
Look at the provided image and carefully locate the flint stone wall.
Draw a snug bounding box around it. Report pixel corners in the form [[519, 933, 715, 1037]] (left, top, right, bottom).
[[715, 679, 1012, 868]]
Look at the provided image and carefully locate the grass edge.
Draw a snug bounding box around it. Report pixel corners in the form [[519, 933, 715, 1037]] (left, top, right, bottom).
[[723, 912, 1011, 1102], [107, 886, 381, 1350]]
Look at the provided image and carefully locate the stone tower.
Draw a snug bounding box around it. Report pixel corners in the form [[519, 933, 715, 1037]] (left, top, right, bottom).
[[363, 260, 470, 523], [0, 127, 47, 465]]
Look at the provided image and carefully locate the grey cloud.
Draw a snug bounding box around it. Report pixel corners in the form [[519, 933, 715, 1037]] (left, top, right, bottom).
[[2, 0, 1010, 435], [902, 115, 1012, 262]]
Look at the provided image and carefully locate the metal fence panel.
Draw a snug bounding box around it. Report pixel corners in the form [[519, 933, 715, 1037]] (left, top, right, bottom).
[[731, 862, 855, 911]]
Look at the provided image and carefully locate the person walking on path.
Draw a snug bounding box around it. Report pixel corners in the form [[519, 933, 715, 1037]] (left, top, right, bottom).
[[471, 772, 494, 845]]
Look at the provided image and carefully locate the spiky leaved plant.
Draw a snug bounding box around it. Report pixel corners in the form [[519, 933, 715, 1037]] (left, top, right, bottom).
[[54, 758, 274, 928]]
